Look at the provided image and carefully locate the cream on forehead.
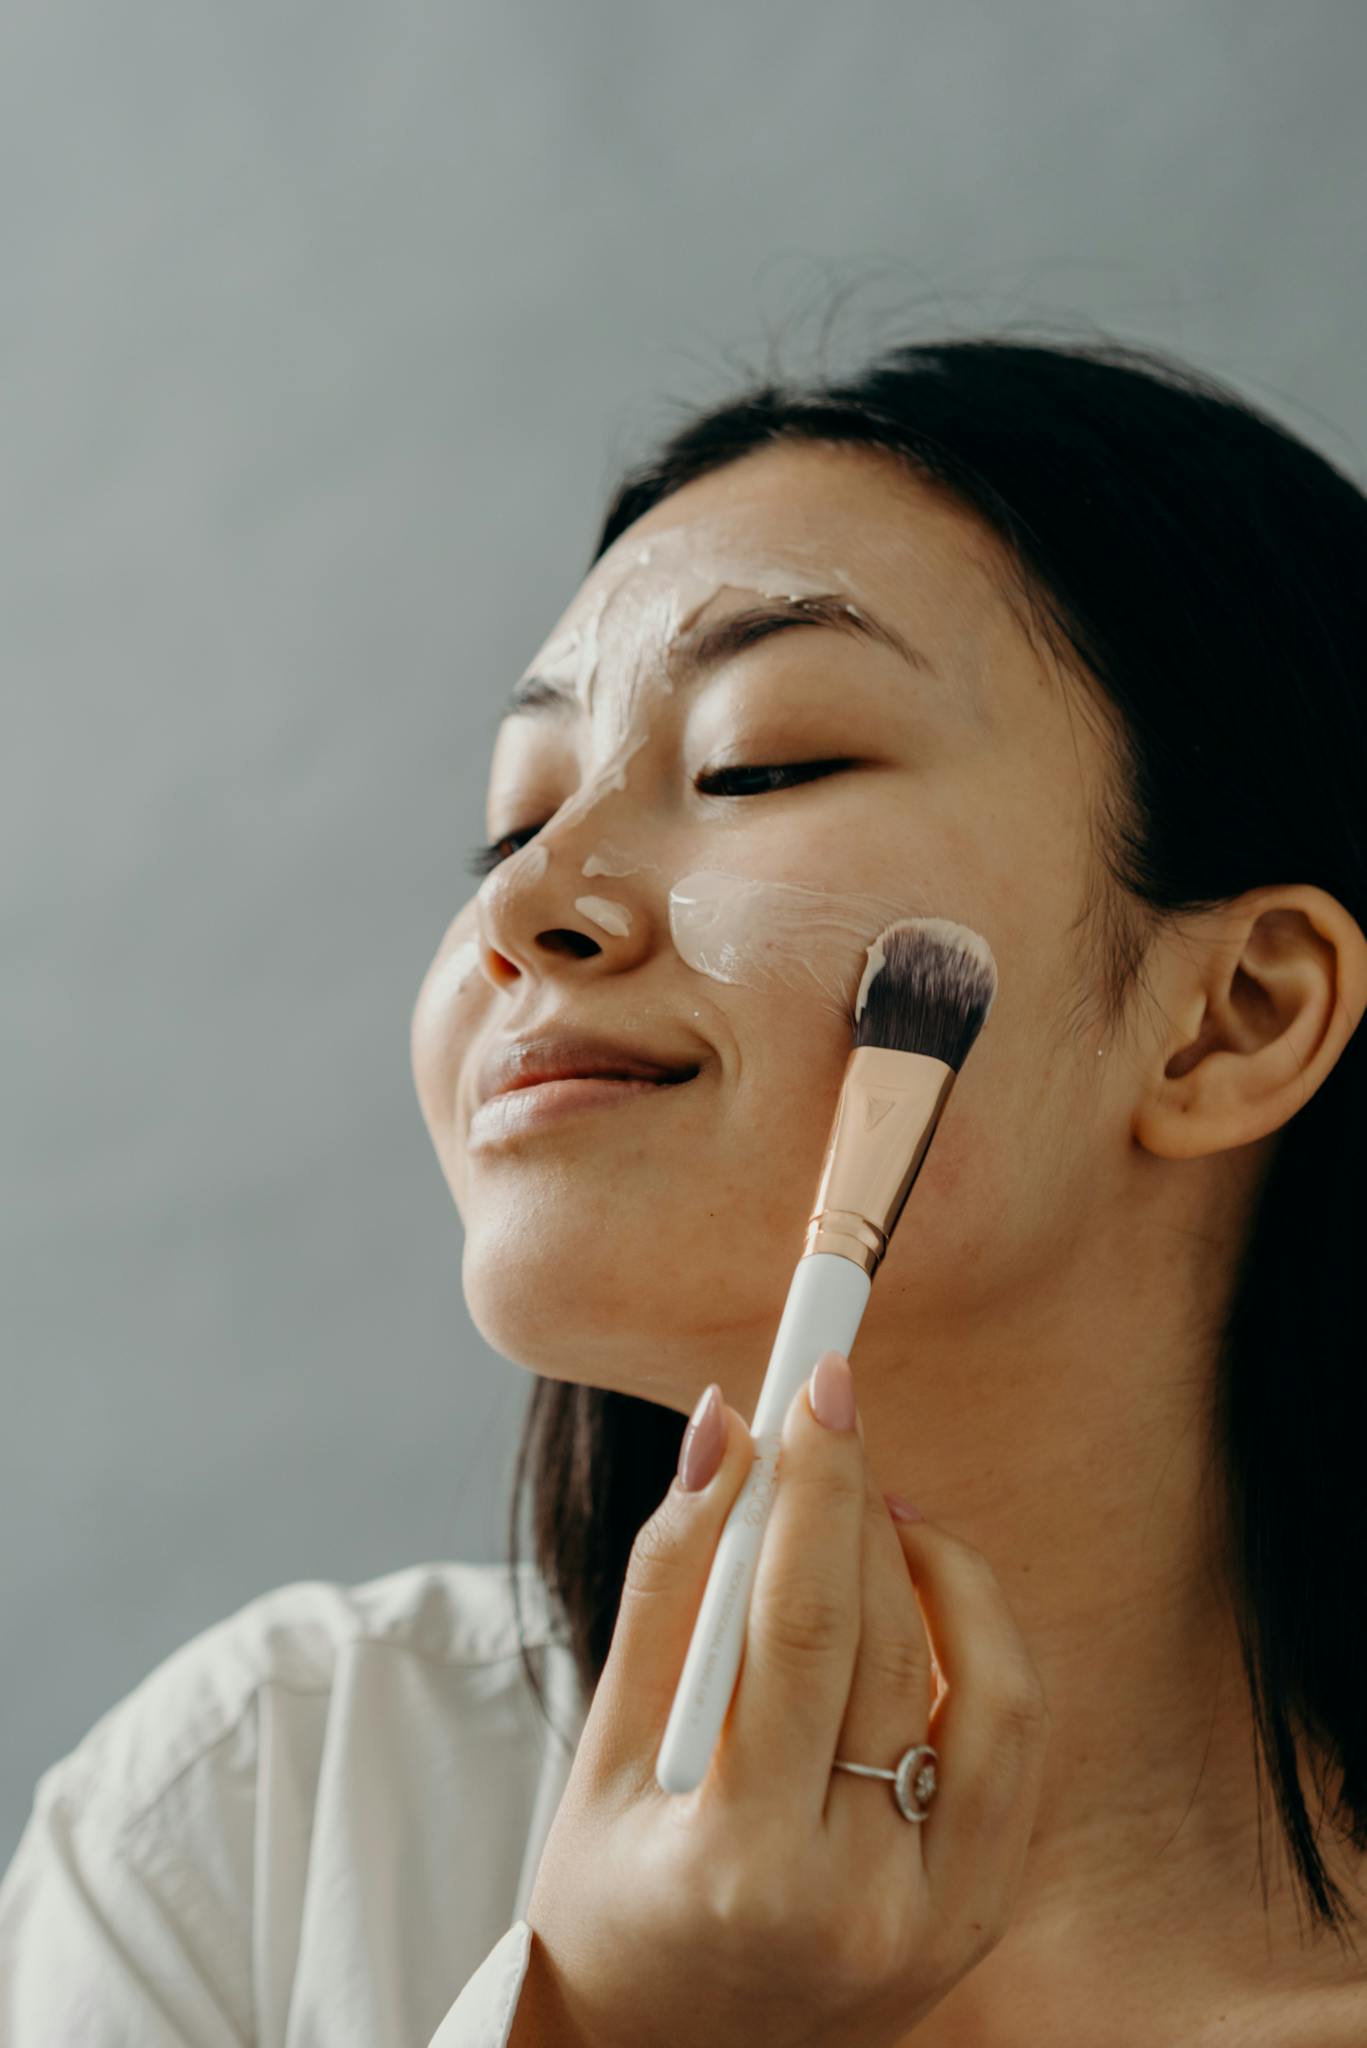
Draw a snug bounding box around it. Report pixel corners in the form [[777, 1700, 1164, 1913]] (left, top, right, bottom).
[[513, 505, 968, 833], [527, 515, 894, 732], [668, 868, 930, 1012]]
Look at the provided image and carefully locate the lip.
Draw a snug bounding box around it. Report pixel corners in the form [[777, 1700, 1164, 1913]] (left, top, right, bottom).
[[468, 1027, 702, 1146], [468, 1073, 690, 1145], [474, 1029, 702, 1107]]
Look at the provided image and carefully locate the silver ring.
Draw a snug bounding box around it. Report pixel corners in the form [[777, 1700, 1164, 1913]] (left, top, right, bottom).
[[831, 1743, 938, 1823]]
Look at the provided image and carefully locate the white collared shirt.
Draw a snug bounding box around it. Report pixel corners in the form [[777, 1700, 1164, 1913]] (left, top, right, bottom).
[[0, 1559, 591, 2044]]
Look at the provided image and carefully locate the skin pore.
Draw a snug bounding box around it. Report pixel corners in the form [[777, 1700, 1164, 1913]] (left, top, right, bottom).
[[410, 441, 1367, 2044]]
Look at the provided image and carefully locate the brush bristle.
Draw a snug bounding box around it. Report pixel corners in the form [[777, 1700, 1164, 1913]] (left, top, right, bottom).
[[853, 919, 998, 1070]]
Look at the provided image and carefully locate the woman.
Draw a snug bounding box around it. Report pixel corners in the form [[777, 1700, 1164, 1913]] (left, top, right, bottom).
[[4, 332, 1365, 2045]]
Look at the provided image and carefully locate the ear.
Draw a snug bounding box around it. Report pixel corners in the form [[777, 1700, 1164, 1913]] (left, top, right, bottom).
[[1133, 885, 1367, 1163]]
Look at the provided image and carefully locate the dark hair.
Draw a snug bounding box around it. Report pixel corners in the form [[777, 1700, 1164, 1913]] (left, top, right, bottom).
[[504, 325, 1367, 1943]]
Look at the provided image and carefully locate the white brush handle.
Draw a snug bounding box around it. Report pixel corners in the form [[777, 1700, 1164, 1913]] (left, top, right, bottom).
[[655, 1251, 873, 1796]]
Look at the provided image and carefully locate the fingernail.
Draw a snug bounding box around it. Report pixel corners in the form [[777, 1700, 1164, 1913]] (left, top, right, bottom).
[[808, 1350, 857, 1433], [884, 1491, 925, 1523], [678, 1383, 724, 1492]]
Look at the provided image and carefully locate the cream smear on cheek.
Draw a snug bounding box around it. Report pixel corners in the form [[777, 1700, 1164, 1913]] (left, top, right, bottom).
[[433, 935, 481, 1001], [668, 869, 930, 1015]]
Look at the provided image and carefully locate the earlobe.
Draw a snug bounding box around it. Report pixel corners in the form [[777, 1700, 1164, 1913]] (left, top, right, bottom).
[[1132, 886, 1367, 1163]]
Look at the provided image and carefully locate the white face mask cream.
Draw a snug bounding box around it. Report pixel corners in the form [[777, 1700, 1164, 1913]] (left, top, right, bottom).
[[580, 842, 655, 879], [667, 869, 931, 1016], [574, 896, 633, 938], [433, 935, 481, 1001]]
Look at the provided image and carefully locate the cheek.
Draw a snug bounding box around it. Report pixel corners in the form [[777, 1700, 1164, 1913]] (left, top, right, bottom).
[[916, 1109, 973, 1205], [885, 967, 1105, 1315], [904, 1101, 1004, 1265]]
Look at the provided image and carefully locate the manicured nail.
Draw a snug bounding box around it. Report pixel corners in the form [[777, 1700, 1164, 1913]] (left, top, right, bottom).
[[884, 1492, 925, 1523], [809, 1350, 857, 1433], [678, 1383, 724, 1491]]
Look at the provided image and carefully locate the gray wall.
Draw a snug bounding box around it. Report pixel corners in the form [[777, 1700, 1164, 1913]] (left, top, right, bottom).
[[4, 0, 1365, 1861]]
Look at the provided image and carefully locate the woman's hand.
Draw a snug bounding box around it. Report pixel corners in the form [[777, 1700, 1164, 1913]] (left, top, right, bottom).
[[518, 1352, 1051, 2048]]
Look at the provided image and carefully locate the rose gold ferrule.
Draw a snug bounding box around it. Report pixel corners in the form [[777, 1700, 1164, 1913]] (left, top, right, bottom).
[[801, 1045, 957, 1276]]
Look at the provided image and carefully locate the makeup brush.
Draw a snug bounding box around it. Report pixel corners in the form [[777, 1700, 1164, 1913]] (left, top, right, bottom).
[[656, 917, 998, 1796]]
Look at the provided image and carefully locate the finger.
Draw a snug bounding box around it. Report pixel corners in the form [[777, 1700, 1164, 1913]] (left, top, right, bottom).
[[887, 1521, 1052, 1905], [586, 1389, 756, 1796], [725, 1351, 866, 1823], [825, 1460, 936, 1840]]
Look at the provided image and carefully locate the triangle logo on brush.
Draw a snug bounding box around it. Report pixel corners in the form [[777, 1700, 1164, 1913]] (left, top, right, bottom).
[[864, 1097, 895, 1130]]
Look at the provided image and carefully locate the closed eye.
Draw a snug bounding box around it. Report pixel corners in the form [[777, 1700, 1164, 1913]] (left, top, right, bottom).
[[465, 761, 852, 877], [465, 825, 543, 877], [695, 758, 853, 797]]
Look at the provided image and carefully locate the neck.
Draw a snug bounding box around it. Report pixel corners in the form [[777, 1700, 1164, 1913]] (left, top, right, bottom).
[[825, 1187, 1365, 2031]]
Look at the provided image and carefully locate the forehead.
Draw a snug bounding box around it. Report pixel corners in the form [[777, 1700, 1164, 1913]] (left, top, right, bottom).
[[625, 440, 989, 565], [523, 442, 1010, 696]]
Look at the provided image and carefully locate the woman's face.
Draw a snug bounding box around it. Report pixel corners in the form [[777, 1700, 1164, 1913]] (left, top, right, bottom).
[[411, 442, 1127, 1412]]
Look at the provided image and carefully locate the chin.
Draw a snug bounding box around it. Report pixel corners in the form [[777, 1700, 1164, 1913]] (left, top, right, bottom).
[[461, 1241, 693, 1396], [459, 1214, 783, 1400], [463, 1240, 618, 1374]]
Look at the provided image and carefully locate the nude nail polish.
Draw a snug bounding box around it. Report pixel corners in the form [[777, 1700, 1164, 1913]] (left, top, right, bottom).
[[678, 1383, 724, 1491]]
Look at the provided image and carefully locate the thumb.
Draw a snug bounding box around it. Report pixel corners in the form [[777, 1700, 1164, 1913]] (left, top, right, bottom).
[[585, 1387, 756, 1787]]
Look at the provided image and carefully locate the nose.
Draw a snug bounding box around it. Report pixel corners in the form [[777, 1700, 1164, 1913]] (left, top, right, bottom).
[[476, 834, 654, 993]]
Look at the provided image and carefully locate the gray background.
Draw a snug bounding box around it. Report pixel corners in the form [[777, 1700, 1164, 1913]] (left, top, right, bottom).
[[4, 0, 1365, 1862]]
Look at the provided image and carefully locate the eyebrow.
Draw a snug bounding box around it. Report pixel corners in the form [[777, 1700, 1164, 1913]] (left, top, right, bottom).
[[503, 592, 934, 718]]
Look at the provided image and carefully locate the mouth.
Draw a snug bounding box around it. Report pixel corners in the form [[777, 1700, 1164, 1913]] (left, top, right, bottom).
[[467, 1069, 696, 1146]]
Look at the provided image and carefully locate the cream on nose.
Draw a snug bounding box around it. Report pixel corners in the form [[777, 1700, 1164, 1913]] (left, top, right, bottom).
[[574, 895, 633, 938], [510, 842, 551, 882], [581, 841, 648, 879]]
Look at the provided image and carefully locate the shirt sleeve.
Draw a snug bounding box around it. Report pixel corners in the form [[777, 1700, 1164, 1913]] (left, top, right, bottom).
[[0, 1777, 252, 2045], [426, 1920, 534, 2047]]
